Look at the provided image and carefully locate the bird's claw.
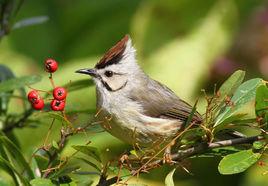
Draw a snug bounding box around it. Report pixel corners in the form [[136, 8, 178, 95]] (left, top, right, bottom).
[[163, 151, 174, 164]]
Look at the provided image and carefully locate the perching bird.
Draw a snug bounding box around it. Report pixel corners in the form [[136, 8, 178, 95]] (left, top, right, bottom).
[[76, 35, 202, 149]]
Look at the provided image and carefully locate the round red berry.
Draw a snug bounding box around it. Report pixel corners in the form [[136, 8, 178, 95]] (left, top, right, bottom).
[[51, 99, 65, 111], [53, 87, 67, 100], [32, 99, 45, 110], [45, 58, 58, 73], [28, 90, 40, 104]]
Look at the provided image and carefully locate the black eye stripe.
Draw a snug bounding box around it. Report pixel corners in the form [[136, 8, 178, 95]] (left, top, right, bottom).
[[101, 80, 112, 91]]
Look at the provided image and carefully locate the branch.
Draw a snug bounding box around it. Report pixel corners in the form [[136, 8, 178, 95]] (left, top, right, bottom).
[[42, 120, 96, 178], [42, 127, 73, 178], [3, 109, 33, 133], [146, 135, 265, 169], [103, 135, 265, 186]]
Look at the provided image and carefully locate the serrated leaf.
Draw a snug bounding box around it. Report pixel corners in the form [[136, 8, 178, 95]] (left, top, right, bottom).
[[165, 168, 176, 186], [255, 84, 268, 128], [72, 145, 101, 162], [218, 149, 261, 175], [215, 78, 263, 127], [0, 75, 42, 93], [30, 178, 54, 186]]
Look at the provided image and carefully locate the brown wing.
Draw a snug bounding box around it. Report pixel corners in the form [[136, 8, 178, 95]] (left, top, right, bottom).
[[129, 78, 202, 123]]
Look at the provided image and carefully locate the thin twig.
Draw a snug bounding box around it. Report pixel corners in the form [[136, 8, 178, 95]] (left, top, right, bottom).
[[3, 109, 33, 133]]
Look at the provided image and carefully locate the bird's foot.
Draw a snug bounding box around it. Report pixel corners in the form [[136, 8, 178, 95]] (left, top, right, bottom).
[[163, 140, 176, 164], [163, 147, 176, 164]]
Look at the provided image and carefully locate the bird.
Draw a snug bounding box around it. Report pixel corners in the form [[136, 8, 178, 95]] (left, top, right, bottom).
[[76, 35, 202, 152]]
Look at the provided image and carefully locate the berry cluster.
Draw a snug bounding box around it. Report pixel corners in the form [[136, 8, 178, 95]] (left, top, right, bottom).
[[27, 58, 67, 111]]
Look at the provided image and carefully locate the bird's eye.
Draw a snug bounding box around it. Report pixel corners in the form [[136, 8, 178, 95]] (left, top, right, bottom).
[[104, 70, 114, 77]]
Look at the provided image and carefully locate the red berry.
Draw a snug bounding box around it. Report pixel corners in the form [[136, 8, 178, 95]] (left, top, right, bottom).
[[45, 58, 58, 73], [32, 99, 45, 110], [53, 87, 67, 100], [51, 99, 65, 111], [28, 90, 40, 104]]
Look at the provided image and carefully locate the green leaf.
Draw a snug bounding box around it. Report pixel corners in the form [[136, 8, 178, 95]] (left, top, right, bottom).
[[34, 155, 49, 171], [255, 84, 268, 128], [0, 156, 30, 186], [217, 70, 245, 101], [182, 99, 198, 129], [52, 140, 59, 150], [0, 65, 15, 114], [0, 178, 11, 186], [180, 128, 205, 146], [76, 157, 101, 172], [214, 70, 245, 114], [72, 145, 101, 162], [50, 166, 80, 178], [253, 141, 266, 150], [108, 166, 131, 178], [0, 75, 42, 93], [130, 149, 138, 158], [0, 144, 19, 185], [60, 181, 77, 186], [215, 78, 263, 127], [30, 178, 55, 186], [218, 149, 262, 175], [165, 168, 176, 186], [201, 146, 241, 157], [0, 135, 34, 179]]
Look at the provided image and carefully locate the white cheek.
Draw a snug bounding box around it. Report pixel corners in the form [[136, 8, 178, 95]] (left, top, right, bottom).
[[105, 76, 128, 91]]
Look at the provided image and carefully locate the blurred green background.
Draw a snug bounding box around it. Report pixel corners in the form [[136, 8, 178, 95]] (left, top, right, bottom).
[[1, 0, 268, 185]]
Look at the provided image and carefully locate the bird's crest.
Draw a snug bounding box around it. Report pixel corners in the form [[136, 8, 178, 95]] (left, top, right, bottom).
[[95, 35, 129, 69]]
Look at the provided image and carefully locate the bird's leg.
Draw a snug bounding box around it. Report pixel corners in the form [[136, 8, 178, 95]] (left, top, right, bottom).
[[163, 139, 175, 164]]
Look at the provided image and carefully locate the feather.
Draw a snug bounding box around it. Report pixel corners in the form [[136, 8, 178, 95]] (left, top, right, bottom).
[[128, 78, 202, 124], [95, 35, 129, 69]]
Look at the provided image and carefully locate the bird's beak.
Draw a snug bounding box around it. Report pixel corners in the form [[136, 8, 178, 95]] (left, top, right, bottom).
[[75, 68, 98, 77]]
